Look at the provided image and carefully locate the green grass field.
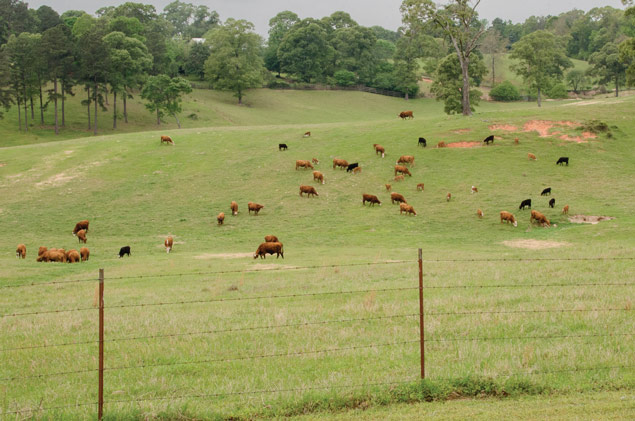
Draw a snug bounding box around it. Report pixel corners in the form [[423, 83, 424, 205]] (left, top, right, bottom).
[[0, 89, 633, 419]]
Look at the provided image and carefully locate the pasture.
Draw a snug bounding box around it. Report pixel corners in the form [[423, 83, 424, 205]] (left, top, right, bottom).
[[0, 90, 634, 419]]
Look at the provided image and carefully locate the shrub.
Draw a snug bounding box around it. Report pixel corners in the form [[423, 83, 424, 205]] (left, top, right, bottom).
[[334, 70, 356, 87], [489, 81, 521, 101], [547, 83, 568, 99]]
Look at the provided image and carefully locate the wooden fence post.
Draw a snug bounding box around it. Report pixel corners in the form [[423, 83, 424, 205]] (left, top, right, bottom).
[[418, 249, 425, 379], [98, 269, 104, 420]]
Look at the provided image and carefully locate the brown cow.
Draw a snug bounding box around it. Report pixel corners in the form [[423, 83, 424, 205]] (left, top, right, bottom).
[[385, 184, 392, 191], [80, 247, 90, 262], [394, 175, 405, 182], [299, 185, 319, 197], [398, 111, 414, 119], [160, 135, 174, 145], [373, 144, 385, 157], [248, 202, 264, 215], [417, 183, 424, 191], [40, 249, 66, 263], [471, 186, 478, 194], [500, 211, 518, 227], [437, 141, 446, 148], [77, 229, 87, 244], [397, 155, 415, 166], [562, 205, 569, 215], [333, 158, 349, 169], [16, 244, 26, 259], [352, 166, 362, 174], [303, 131, 311, 137], [313, 171, 325, 184], [295, 160, 314, 170], [165, 236, 174, 253], [477, 209, 484, 218], [446, 193, 452, 202], [394, 165, 412, 177], [530, 210, 551, 227], [362, 194, 381, 206], [528, 153, 537, 161], [312, 158, 319, 165], [217, 212, 225, 225], [73, 220, 89, 235], [399, 203, 417, 216], [38, 246, 47, 257], [254, 242, 284, 259], [66, 249, 80, 263], [230, 201, 238, 216], [390, 193, 407, 204], [515, 138, 519, 144], [264, 235, 279, 243]]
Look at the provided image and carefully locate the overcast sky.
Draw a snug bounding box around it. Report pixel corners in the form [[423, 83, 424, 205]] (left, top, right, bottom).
[[27, 0, 627, 36]]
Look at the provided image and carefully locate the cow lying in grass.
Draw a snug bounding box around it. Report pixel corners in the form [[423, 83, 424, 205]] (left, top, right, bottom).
[[254, 242, 284, 259]]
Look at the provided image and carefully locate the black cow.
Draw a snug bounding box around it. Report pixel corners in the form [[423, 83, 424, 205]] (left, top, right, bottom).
[[519, 199, 532, 210], [418, 137, 427, 147], [549, 198, 555, 208], [556, 157, 569, 166], [278, 143, 288, 151], [118, 246, 131, 258], [541, 188, 552, 196], [483, 135, 494, 145], [346, 163, 359, 172]]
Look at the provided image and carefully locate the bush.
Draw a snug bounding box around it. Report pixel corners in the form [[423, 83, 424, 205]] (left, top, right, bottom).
[[334, 70, 356, 87], [547, 83, 568, 99], [267, 79, 290, 89], [489, 81, 521, 101]]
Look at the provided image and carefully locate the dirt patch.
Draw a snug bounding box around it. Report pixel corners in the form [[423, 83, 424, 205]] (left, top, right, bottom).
[[194, 252, 253, 259], [35, 172, 77, 187], [502, 239, 571, 250], [421, 77, 433, 83], [489, 124, 518, 131], [446, 142, 481, 148], [523, 120, 579, 137], [568, 215, 615, 225], [0, 163, 6, 167], [452, 128, 472, 134]]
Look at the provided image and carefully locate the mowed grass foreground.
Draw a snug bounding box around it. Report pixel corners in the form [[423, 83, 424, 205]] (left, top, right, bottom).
[[0, 91, 634, 419]]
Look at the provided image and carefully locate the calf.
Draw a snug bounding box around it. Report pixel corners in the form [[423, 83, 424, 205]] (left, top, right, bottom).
[[471, 186, 478, 194], [312, 158, 319, 165], [248, 202, 264, 215], [303, 131, 311, 137], [394, 175, 405, 182], [373, 144, 385, 157], [217, 212, 225, 225], [278, 143, 288, 151], [362, 194, 381, 206], [399, 203, 417, 216], [264, 235, 279, 243], [528, 153, 536, 161], [541, 188, 551, 196], [333, 158, 349, 170], [519, 199, 532, 210], [562, 205, 569, 215], [394, 165, 412, 177], [397, 155, 415, 166], [80, 247, 90, 262], [515, 138, 519, 144], [165, 236, 174, 252], [295, 160, 314, 170], [437, 141, 446, 148], [346, 163, 359, 172], [399, 110, 414, 119], [446, 193, 452, 202], [76, 229, 87, 244], [352, 166, 362, 174], [417, 183, 425, 191], [73, 220, 89, 236], [418, 137, 427, 147], [160, 135, 174, 145], [230, 201, 238, 216], [556, 157, 569, 166], [254, 242, 284, 259], [66, 249, 81, 263], [500, 211, 518, 227], [313, 171, 325, 184], [477, 209, 484, 218], [299, 185, 319, 197], [16, 244, 26, 259], [549, 198, 555, 208], [118, 246, 131, 258], [483, 135, 494, 145], [385, 184, 392, 191], [530, 210, 551, 227], [391, 193, 407, 204]]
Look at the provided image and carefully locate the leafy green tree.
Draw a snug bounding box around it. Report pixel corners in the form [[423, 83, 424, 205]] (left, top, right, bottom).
[[373, 39, 396, 60], [60, 10, 85, 30], [162, 0, 194, 36], [334, 69, 356, 86], [185, 41, 210, 79], [204, 19, 264, 104], [331, 25, 377, 84], [278, 19, 333, 82], [510, 30, 572, 107], [489, 80, 520, 101], [0, 49, 13, 120], [401, 0, 486, 116], [108, 16, 145, 40], [565, 69, 588, 94], [264, 11, 299, 75], [370, 26, 400, 43], [431, 53, 485, 114], [4, 32, 40, 131], [35, 5, 60, 32], [589, 42, 628, 97], [41, 24, 73, 134], [619, 37, 635, 86], [187, 5, 219, 38], [141, 74, 192, 126], [0, 0, 37, 44], [479, 28, 506, 86]]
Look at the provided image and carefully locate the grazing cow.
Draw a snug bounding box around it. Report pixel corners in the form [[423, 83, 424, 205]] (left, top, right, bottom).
[[541, 188, 551, 196], [312, 158, 319, 165], [418, 137, 427, 147], [562, 205, 569, 215], [279, 143, 288, 151], [373, 144, 385, 157], [76, 229, 87, 244], [346, 163, 359, 172], [437, 141, 446, 148], [483, 135, 494, 145], [295, 160, 314, 170], [397, 155, 415, 166], [530, 210, 551, 227], [118, 246, 131, 258], [385, 184, 392, 191], [230, 201, 238, 216], [500, 211, 518, 227], [362, 194, 381, 206], [303, 131, 311, 137], [528, 153, 537, 161], [399, 111, 414, 119], [394, 175, 405, 182], [556, 157, 569, 166], [519, 199, 532, 210], [299, 185, 319, 197], [66, 249, 81, 263], [72, 220, 89, 236], [217, 212, 225, 225], [391, 193, 407, 204], [80, 247, 90, 262], [333, 158, 349, 170], [254, 242, 284, 259], [417, 183, 425, 191], [160, 135, 174, 145], [477, 209, 484, 218], [446, 193, 452, 202], [16, 244, 26, 259], [514, 138, 519, 144], [549, 198, 555, 208], [165, 236, 174, 252], [394, 165, 412, 177], [264, 235, 279, 243], [38, 246, 47, 257], [471, 186, 478, 194], [313, 171, 325, 184], [400, 203, 417, 216], [248, 202, 264, 215], [353, 166, 362, 174]]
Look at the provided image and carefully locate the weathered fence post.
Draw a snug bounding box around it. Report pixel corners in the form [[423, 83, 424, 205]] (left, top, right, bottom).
[[98, 269, 104, 420], [418, 249, 425, 379]]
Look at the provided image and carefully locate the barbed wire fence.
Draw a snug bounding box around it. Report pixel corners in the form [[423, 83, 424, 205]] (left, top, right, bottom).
[[0, 252, 632, 419]]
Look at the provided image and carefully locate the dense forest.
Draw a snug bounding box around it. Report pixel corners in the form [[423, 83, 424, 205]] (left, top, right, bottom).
[[0, 0, 633, 132]]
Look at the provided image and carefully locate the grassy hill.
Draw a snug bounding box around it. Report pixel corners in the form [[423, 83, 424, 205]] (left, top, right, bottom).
[[0, 90, 633, 419]]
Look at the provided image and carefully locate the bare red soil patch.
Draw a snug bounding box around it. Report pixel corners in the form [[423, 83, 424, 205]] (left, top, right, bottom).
[[523, 120, 579, 137], [446, 142, 481, 148]]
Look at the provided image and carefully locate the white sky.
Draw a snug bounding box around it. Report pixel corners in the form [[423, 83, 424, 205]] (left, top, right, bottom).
[[27, 0, 627, 37]]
